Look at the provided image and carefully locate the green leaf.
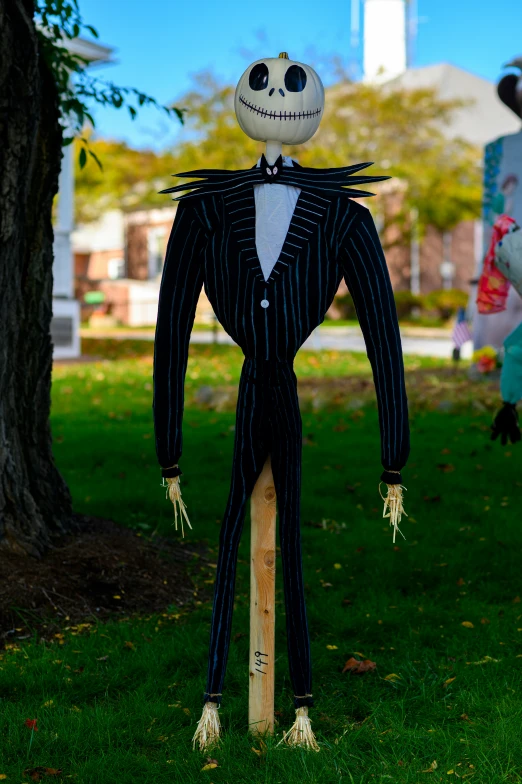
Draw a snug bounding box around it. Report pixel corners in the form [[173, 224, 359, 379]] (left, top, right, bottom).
[[85, 24, 99, 38], [88, 149, 103, 171], [128, 106, 137, 120], [79, 146, 87, 169]]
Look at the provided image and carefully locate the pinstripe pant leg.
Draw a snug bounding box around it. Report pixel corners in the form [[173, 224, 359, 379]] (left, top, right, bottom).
[[203, 359, 269, 705], [269, 364, 314, 709]]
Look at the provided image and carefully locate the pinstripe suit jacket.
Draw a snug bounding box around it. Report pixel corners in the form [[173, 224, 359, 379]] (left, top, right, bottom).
[[152, 179, 410, 480]]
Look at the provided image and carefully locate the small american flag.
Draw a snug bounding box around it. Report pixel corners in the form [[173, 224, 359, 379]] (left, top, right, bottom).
[[452, 307, 472, 348]]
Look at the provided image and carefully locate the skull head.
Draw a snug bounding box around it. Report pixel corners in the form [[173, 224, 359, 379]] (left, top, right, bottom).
[[234, 53, 325, 145]]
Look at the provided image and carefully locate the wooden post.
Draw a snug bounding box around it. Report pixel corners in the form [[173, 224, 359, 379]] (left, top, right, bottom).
[[248, 455, 276, 736]]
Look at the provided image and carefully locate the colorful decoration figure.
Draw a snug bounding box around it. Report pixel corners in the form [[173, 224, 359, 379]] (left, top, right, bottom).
[[490, 225, 522, 444], [153, 53, 410, 750], [473, 57, 522, 352]]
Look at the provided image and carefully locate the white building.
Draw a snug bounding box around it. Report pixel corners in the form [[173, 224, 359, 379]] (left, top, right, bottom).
[[51, 37, 113, 359], [363, 0, 408, 82]]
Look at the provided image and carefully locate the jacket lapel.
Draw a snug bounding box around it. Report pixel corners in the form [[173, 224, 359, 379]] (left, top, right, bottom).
[[272, 189, 329, 283], [223, 183, 330, 286], [222, 186, 264, 281]]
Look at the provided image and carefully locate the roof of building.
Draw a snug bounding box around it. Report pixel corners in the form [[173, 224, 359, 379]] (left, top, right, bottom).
[[55, 34, 114, 66], [385, 62, 520, 146]]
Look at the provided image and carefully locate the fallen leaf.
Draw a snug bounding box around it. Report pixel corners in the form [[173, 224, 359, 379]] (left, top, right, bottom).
[[24, 768, 63, 782], [201, 762, 218, 771], [513, 596, 521, 603], [461, 621, 474, 628], [465, 655, 498, 665], [421, 760, 438, 773], [124, 641, 135, 650], [437, 463, 455, 473], [0, 775, 6, 780], [96, 655, 109, 661], [342, 657, 376, 674], [333, 563, 342, 570], [443, 677, 456, 687], [384, 673, 401, 681], [326, 644, 338, 650], [447, 770, 454, 775], [456, 577, 465, 586], [480, 617, 490, 625]]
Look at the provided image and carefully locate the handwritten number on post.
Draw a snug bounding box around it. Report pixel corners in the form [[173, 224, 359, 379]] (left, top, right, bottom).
[[254, 650, 268, 674]]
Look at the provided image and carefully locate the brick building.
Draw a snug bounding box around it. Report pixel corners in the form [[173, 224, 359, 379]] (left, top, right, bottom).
[[72, 207, 214, 326]]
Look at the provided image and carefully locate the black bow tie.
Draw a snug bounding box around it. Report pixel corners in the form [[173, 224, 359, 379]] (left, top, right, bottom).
[[160, 156, 391, 201], [260, 153, 284, 183]]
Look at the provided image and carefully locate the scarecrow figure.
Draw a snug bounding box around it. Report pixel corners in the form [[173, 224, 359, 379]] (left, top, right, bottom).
[[153, 53, 410, 750]]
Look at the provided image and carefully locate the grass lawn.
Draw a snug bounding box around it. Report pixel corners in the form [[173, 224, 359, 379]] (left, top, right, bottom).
[[1, 343, 521, 783]]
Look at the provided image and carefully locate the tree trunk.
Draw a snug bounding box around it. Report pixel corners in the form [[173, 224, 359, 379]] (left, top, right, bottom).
[[0, 0, 75, 556]]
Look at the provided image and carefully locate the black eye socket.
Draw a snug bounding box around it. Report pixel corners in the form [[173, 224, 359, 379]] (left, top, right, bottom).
[[249, 63, 269, 91], [284, 65, 307, 92]]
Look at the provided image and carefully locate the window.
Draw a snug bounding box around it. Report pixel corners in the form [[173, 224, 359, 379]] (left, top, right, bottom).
[[148, 227, 166, 279], [108, 257, 125, 280]]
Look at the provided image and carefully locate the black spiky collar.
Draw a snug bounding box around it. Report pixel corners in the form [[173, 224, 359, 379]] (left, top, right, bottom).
[[159, 153, 390, 201]]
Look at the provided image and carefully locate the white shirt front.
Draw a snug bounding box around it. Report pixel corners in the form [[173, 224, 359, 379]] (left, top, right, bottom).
[[254, 156, 301, 282]]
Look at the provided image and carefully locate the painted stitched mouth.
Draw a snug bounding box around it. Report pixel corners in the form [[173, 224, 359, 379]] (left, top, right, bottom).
[[239, 94, 322, 120]]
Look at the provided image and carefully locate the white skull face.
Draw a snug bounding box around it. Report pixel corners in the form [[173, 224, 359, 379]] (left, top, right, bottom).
[[234, 56, 325, 145]]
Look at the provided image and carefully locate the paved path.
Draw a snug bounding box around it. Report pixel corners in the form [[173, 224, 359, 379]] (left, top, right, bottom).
[[80, 326, 472, 359]]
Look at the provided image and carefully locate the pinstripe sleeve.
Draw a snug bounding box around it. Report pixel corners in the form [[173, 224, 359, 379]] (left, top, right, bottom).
[[339, 206, 410, 477], [152, 202, 206, 471]]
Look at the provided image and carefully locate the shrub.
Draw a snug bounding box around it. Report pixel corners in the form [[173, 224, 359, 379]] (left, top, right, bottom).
[[423, 288, 469, 320], [393, 291, 423, 319], [332, 292, 357, 320]]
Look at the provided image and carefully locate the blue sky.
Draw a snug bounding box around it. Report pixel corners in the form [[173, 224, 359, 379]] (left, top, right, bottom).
[[79, 0, 522, 150]]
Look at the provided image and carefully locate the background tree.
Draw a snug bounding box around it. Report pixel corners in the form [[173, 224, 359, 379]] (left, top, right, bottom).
[[75, 70, 482, 243], [0, 0, 182, 556], [73, 135, 181, 222]]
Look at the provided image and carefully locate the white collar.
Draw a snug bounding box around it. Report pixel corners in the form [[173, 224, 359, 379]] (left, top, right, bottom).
[[256, 155, 296, 168]]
